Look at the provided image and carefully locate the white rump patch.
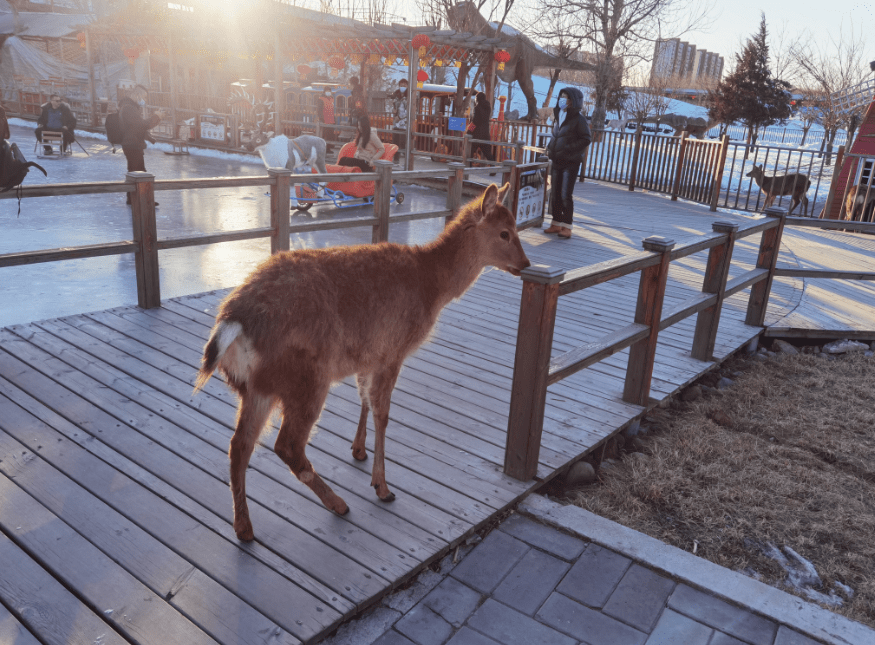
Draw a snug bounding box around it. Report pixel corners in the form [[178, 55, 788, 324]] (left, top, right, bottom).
[[216, 321, 243, 357], [257, 135, 290, 170]]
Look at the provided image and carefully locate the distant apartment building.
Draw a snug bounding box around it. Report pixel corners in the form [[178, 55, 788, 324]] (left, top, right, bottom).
[[651, 39, 724, 85]]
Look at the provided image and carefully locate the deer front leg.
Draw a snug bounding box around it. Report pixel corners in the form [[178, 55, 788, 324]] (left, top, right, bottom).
[[229, 393, 275, 541], [368, 365, 402, 502]]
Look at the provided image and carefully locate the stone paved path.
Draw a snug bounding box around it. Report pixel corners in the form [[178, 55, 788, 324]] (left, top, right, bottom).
[[323, 496, 873, 645]]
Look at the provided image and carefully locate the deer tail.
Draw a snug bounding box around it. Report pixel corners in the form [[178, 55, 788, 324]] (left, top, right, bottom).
[[194, 320, 243, 393]]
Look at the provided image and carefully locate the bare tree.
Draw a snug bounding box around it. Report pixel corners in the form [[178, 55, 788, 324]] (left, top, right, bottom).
[[624, 69, 670, 130], [792, 23, 868, 160], [526, 11, 584, 107], [537, 0, 714, 129]]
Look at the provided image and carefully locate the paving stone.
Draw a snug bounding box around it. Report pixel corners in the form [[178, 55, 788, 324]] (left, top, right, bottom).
[[710, 631, 749, 645], [537, 592, 647, 645], [422, 577, 483, 628], [667, 585, 777, 645], [556, 543, 632, 608], [373, 630, 418, 645], [492, 548, 570, 615], [644, 609, 714, 645], [321, 607, 402, 645], [773, 626, 824, 645], [394, 604, 454, 645], [499, 513, 587, 560], [466, 598, 576, 645], [445, 627, 502, 645], [602, 564, 676, 632], [450, 530, 530, 594]]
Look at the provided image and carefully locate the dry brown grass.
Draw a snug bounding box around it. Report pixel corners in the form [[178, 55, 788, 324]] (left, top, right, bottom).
[[562, 351, 875, 627]]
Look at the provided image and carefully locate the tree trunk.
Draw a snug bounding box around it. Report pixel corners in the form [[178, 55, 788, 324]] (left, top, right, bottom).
[[543, 69, 561, 108]]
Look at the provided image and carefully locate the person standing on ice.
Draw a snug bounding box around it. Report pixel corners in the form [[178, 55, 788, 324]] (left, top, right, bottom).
[[119, 84, 163, 205]]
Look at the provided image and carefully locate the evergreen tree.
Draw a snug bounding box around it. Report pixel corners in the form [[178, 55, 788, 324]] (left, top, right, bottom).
[[708, 14, 792, 144]]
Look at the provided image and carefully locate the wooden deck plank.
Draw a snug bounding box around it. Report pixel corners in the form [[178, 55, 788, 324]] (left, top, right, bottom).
[[0, 471, 219, 645], [0, 423, 304, 645], [0, 531, 132, 645], [0, 604, 42, 645]]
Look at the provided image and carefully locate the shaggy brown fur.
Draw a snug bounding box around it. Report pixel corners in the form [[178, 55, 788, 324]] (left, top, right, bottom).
[[845, 184, 875, 222], [195, 183, 530, 541]]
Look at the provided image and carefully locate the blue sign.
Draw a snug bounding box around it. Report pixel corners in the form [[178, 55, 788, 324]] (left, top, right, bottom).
[[448, 117, 467, 132]]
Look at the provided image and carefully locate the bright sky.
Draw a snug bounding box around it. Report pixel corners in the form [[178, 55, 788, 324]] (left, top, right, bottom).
[[682, 0, 871, 65]]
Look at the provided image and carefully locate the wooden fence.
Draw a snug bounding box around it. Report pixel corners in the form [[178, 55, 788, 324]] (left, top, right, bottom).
[[0, 161, 540, 310], [503, 207, 875, 480]]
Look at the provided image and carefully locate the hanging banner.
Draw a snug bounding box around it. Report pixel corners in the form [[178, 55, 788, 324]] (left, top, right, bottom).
[[199, 115, 226, 142], [448, 117, 466, 132]]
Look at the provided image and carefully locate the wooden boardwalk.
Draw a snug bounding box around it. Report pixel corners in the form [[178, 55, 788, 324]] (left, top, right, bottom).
[[1, 180, 873, 645]]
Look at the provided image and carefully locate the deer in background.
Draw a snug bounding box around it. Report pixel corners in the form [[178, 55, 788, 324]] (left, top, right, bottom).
[[194, 184, 531, 541], [844, 184, 875, 222], [745, 164, 811, 215]]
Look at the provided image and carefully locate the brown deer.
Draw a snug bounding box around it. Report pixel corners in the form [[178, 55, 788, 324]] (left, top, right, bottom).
[[845, 184, 875, 222], [745, 164, 811, 214], [194, 183, 530, 541]]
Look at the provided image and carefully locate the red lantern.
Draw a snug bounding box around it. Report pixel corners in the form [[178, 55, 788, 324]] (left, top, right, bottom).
[[411, 33, 431, 50], [124, 47, 140, 65], [494, 49, 511, 71], [297, 64, 312, 77], [76, 32, 86, 49], [417, 70, 429, 83], [328, 55, 345, 70]]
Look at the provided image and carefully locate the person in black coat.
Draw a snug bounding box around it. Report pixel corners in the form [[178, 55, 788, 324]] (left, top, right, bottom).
[[35, 94, 77, 154], [471, 91, 494, 162], [544, 87, 591, 238], [119, 85, 163, 205]]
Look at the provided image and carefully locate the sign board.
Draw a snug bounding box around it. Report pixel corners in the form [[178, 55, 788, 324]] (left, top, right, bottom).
[[513, 163, 548, 227], [199, 115, 226, 142], [448, 116, 467, 132]]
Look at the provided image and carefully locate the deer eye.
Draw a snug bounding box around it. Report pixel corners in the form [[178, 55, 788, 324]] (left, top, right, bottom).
[[500, 231, 510, 241]]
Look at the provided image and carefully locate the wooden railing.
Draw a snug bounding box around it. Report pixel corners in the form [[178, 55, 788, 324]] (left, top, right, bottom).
[[0, 160, 539, 311], [503, 206, 788, 480]]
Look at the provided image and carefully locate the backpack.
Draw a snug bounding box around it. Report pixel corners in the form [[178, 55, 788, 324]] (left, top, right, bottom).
[[0, 139, 46, 193], [0, 139, 47, 216], [105, 111, 123, 152]]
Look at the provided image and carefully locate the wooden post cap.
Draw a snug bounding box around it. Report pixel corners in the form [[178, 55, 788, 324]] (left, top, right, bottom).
[[712, 221, 739, 233], [502, 159, 518, 167], [642, 236, 676, 252], [125, 172, 155, 182], [447, 162, 465, 170], [763, 206, 788, 217], [267, 167, 293, 176], [520, 265, 565, 284]]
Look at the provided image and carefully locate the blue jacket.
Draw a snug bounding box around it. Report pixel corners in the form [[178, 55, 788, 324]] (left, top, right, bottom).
[[547, 87, 592, 166]]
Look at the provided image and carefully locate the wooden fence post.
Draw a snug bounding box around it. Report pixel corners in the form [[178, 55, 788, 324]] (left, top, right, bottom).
[[268, 168, 291, 254], [446, 162, 465, 225], [671, 131, 689, 201], [514, 139, 525, 164], [691, 222, 739, 361], [372, 160, 393, 243], [623, 236, 675, 406], [709, 134, 730, 212], [128, 172, 160, 309], [745, 206, 787, 327], [501, 159, 517, 191], [628, 128, 643, 191], [462, 135, 472, 168], [504, 264, 566, 481]]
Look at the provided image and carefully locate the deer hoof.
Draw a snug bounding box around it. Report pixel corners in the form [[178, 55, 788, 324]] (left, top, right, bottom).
[[234, 521, 255, 542], [352, 446, 368, 461], [374, 485, 396, 502], [333, 500, 350, 516]]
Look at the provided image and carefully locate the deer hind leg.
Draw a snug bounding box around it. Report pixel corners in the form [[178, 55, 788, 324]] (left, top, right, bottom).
[[275, 382, 349, 516], [367, 364, 402, 502], [351, 373, 371, 462], [229, 392, 276, 541]]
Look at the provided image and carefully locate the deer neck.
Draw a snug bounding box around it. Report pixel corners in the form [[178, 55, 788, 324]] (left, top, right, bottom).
[[420, 223, 487, 309]]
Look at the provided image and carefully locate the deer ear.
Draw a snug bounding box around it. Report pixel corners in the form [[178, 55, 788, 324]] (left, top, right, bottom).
[[497, 182, 511, 206], [481, 183, 499, 215]]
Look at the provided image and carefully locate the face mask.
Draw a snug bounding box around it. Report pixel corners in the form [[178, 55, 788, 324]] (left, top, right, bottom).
[[558, 98, 568, 109], [324, 91, 331, 97], [399, 86, 407, 93]]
